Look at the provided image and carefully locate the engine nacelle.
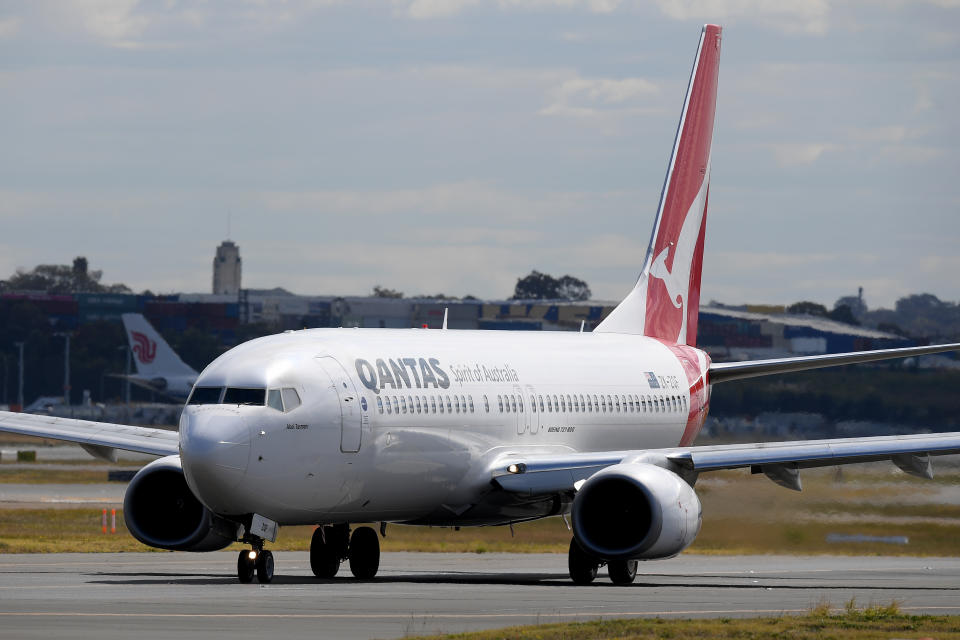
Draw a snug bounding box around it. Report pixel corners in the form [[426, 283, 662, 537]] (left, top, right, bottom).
[[571, 462, 701, 561], [123, 455, 236, 552]]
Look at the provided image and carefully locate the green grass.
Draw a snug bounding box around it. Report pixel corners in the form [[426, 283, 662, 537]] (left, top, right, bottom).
[[0, 468, 126, 484], [404, 603, 960, 640]]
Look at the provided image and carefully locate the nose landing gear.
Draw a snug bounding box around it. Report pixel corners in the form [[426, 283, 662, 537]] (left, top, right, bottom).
[[310, 524, 381, 579], [237, 539, 275, 584]]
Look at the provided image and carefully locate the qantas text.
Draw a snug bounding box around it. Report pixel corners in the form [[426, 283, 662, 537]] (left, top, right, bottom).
[[355, 358, 450, 394]]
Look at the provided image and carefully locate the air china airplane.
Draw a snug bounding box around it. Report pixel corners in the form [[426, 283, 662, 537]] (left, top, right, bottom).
[[119, 313, 198, 402], [1, 24, 959, 586]]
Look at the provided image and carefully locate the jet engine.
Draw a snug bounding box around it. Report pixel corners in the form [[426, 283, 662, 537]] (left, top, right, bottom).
[[123, 455, 237, 551], [571, 462, 701, 561]]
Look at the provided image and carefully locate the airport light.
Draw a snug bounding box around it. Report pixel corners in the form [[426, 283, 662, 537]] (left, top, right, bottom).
[[118, 345, 131, 405], [14, 342, 24, 411], [54, 333, 71, 406]]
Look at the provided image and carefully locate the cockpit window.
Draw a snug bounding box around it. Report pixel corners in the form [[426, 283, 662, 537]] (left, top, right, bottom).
[[267, 389, 283, 412], [188, 387, 223, 405], [282, 388, 301, 411], [223, 387, 265, 406]]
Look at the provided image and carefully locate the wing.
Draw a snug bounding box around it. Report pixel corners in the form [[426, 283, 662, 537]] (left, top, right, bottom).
[[709, 341, 960, 384], [0, 411, 179, 459], [492, 431, 960, 495]]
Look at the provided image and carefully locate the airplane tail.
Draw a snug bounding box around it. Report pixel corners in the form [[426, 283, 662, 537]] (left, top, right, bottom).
[[121, 313, 197, 378], [595, 24, 721, 346]]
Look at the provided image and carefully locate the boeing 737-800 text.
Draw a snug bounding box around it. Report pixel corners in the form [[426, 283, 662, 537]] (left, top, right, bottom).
[[1, 25, 959, 585]]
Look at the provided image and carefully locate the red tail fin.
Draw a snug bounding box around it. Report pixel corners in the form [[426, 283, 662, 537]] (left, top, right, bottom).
[[595, 24, 721, 345]]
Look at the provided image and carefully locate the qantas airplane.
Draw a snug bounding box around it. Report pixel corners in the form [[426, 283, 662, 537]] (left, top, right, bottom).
[[1, 24, 958, 586], [118, 313, 198, 402]]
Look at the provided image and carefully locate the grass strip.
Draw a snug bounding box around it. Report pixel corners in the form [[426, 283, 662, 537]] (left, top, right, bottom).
[[2, 510, 960, 556], [405, 604, 960, 640]]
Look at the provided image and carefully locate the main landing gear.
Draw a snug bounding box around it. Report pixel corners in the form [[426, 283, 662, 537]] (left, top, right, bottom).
[[237, 544, 275, 584], [567, 538, 638, 586], [310, 524, 381, 579]]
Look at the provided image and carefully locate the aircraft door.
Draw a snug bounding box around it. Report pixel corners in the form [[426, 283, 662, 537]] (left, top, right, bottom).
[[316, 356, 364, 453], [513, 385, 528, 435], [525, 385, 539, 434]]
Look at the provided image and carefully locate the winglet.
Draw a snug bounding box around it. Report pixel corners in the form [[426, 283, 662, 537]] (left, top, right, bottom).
[[595, 24, 722, 345]]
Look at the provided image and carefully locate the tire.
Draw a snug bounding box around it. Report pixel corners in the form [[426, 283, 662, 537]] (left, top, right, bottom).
[[348, 526, 380, 579], [310, 527, 341, 578], [608, 559, 638, 585], [256, 549, 275, 584], [568, 538, 599, 585], [237, 550, 255, 584]]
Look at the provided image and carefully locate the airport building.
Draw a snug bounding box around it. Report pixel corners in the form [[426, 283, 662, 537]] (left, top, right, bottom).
[[0, 289, 914, 360], [212, 240, 242, 296]]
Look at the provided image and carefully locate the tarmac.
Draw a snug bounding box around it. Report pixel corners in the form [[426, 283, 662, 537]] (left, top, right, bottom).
[[1, 551, 958, 639]]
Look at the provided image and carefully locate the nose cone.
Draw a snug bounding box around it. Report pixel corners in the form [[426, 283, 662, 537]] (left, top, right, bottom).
[[180, 409, 251, 514]]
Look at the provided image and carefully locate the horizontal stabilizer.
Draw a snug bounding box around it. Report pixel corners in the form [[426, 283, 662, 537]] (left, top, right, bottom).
[[709, 342, 960, 384]]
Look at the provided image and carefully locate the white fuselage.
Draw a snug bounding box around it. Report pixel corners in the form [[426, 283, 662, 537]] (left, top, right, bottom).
[[179, 328, 711, 527]]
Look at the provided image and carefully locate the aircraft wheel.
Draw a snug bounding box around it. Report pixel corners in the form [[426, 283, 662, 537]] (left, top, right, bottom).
[[608, 559, 638, 585], [237, 550, 255, 584], [568, 538, 599, 585], [256, 549, 275, 584], [310, 527, 341, 578], [348, 526, 380, 579]]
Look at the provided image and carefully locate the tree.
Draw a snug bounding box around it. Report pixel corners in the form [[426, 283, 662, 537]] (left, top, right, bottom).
[[372, 286, 403, 299], [786, 301, 828, 317], [511, 271, 592, 301], [2, 257, 131, 294], [556, 275, 591, 301], [827, 304, 860, 326]]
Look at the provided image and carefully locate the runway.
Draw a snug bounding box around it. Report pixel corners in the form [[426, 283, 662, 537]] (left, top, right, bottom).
[[1, 552, 959, 639]]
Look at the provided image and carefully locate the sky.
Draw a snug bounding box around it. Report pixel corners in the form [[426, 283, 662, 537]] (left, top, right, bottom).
[[1, 0, 958, 310]]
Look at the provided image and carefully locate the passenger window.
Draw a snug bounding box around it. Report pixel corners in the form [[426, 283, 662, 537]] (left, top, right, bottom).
[[538, 395, 545, 412], [401, 397, 407, 414], [454, 396, 459, 413], [546, 396, 552, 412], [592, 395, 599, 412], [386, 396, 393, 414], [415, 396, 422, 413], [446, 396, 452, 413], [518, 396, 524, 412], [469, 396, 475, 413], [511, 395, 517, 412], [560, 396, 566, 413], [391, 397, 398, 413], [530, 395, 536, 413], [267, 389, 283, 412], [498, 395, 503, 412], [552, 395, 559, 412], [438, 395, 445, 414], [483, 395, 489, 413], [601, 396, 606, 412], [430, 397, 436, 413], [375, 396, 383, 414]]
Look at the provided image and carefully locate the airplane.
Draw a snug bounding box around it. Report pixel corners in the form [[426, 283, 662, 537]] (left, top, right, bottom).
[[1, 24, 959, 586], [118, 313, 198, 402]]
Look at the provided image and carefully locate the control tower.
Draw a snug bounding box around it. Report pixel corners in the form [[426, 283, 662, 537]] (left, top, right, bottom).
[[213, 240, 242, 295]]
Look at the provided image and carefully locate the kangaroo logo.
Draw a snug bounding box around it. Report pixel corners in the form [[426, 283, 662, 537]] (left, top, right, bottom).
[[131, 331, 157, 365], [649, 245, 684, 310]]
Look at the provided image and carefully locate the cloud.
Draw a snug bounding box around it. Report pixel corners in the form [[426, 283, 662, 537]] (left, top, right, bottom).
[[653, 0, 831, 35], [69, 0, 150, 46], [402, 0, 623, 19], [539, 75, 661, 126], [768, 142, 839, 167], [0, 16, 21, 38]]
